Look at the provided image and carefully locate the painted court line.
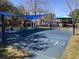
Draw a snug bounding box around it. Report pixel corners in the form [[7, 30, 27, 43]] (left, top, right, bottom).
[[54, 41, 59, 45]]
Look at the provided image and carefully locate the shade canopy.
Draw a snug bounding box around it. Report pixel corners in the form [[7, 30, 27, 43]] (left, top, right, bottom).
[[0, 11, 45, 20], [55, 16, 72, 19], [19, 14, 44, 20]]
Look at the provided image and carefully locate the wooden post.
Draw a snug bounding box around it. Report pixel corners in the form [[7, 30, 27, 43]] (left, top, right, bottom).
[[50, 14, 52, 29], [1, 14, 6, 43]]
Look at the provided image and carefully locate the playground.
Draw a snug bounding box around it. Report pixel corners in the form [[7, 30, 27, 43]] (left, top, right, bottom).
[[0, 27, 72, 59], [0, 11, 72, 59], [1, 0, 79, 59]]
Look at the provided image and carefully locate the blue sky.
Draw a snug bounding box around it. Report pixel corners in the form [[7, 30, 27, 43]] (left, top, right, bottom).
[[9, 0, 76, 16]]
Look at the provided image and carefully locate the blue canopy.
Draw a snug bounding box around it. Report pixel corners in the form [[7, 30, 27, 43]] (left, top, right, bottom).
[[0, 11, 17, 16], [55, 16, 72, 18], [19, 14, 44, 20], [0, 11, 44, 20]]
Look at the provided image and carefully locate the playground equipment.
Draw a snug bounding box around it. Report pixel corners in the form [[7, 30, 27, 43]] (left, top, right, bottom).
[[0, 11, 45, 43]]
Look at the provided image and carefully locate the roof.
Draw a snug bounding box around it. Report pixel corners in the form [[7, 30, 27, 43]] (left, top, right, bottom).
[[0, 11, 45, 20], [55, 16, 72, 18]]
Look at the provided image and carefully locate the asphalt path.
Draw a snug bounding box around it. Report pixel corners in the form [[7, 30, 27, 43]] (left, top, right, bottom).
[[2, 28, 72, 59], [23, 28, 72, 59]]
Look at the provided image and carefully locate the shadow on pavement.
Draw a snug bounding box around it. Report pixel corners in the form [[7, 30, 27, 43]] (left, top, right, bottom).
[[3, 28, 51, 59]]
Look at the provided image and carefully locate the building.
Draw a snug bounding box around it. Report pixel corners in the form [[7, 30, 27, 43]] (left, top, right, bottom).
[[54, 16, 72, 27]]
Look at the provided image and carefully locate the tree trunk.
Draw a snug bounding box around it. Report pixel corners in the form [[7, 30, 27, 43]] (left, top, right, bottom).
[[1, 14, 6, 43]]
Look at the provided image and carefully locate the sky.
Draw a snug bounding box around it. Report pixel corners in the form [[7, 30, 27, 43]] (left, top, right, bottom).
[[9, 0, 78, 17]]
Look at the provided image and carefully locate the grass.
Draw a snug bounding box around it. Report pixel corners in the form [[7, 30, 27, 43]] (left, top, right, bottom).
[[61, 28, 79, 59], [38, 26, 51, 29], [0, 44, 32, 59], [56, 27, 73, 31]]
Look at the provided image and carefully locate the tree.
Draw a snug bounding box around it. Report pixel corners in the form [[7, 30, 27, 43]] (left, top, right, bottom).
[[17, 5, 27, 14], [69, 9, 79, 20], [0, 1, 18, 13], [21, 0, 47, 14], [69, 9, 79, 35], [0, 0, 7, 4]]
